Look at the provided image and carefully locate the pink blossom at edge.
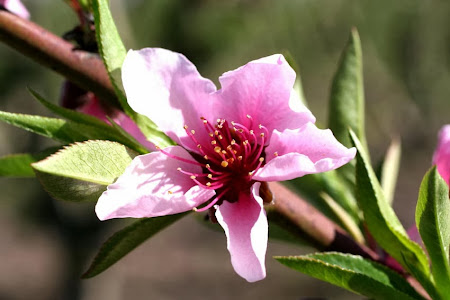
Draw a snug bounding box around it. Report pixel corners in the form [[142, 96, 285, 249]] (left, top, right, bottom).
[[433, 125, 450, 185], [0, 0, 30, 19], [95, 48, 357, 282]]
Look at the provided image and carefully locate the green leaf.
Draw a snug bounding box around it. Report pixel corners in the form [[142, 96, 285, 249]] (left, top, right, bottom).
[[329, 28, 366, 149], [350, 130, 430, 280], [82, 213, 187, 278], [379, 138, 401, 205], [32, 140, 136, 202], [283, 50, 307, 107], [29, 88, 149, 154], [0, 110, 99, 143], [416, 167, 450, 298], [276, 253, 425, 300], [91, 0, 173, 148], [0, 148, 59, 177]]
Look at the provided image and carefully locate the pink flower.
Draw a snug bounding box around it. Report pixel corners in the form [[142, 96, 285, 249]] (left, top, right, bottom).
[[95, 48, 357, 282], [0, 0, 30, 19], [433, 125, 450, 185]]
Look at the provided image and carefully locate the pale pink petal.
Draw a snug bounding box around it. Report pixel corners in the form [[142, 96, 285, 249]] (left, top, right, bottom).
[[253, 123, 356, 181], [1, 0, 30, 19], [215, 182, 267, 282], [214, 54, 315, 137], [122, 48, 217, 152], [96, 146, 216, 220], [433, 125, 450, 185]]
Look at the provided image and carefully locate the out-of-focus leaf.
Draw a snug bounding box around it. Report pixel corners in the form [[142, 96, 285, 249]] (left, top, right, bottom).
[[320, 192, 364, 244], [32, 140, 136, 202], [416, 167, 450, 298], [91, 0, 173, 148], [0, 148, 59, 177], [329, 28, 366, 149], [83, 213, 187, 278], [350, 131, 430, 280], [283, 50, 307, 107], [29, 88, 148, 154], [276, 252, 425, 300], [380, 138, 401, 205]]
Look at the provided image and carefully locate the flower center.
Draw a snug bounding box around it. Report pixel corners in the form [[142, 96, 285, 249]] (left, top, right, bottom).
[[159, 115, 269, 212]]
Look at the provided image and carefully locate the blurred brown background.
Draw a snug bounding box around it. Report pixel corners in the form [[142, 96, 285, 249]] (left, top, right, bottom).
[[1, 0, 450, 299]]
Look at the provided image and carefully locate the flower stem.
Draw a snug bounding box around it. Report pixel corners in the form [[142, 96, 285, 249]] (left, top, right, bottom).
[[0, 10, 118, 106]]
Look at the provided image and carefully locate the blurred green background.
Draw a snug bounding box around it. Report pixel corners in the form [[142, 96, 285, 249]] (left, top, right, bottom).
[[1, 0, 450, 299]]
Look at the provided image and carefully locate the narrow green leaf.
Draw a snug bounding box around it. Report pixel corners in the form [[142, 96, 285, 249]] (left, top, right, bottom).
[[91, 0, 173, 148], [32, 140, 136, 202], [0, 148, 59, 177], [320, 192, 364, 244], [0, 110, 95, 143], [283, 51, 307, 107], [82, 213, 187, 278], [329, 28, 366, 149], [416, 167, 450, 298], [276, 253, 425, 300], [29, 88, 149, 154], [380, 138, 401, 205], [350, 131, 430, 279]]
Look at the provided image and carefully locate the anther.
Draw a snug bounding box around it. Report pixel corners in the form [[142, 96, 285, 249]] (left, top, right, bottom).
[[209, 133, 214, 137], [197, 144, 202, 148], [204, 155, 209, 160], [218, 135, 223, 140], [215, 130, 219, 136], [238, 156, 243, 160], [274, 152, 279, 157], [231, 139, 236, 145], [191, 130, 195, 134], [177, 167, 182, 171], [206, 182, 212, 187], [221, 161, 229, 168], [190, 175, 196, 179], [211, 140, 217, 145], [214, 147, 222, 153], [207, 174, 213, 179], [246, 114, 252, 119], [168, 191, 173, 194], [184, 125, 188, 129]]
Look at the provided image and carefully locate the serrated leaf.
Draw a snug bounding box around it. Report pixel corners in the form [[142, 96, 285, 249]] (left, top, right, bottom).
[[29, 88, 148, 154], [83, 213, 187, 278], [416, 167, 450, 298], [91, 0, 173, 148], [0, 148, 59, 177], [329, 28, 366, 149], [350, 131, 430, 279], [32, 140, 136, 202], [276, 253, 425, 300], [0, 110, 96, 143], [380, 138, 401, 205]]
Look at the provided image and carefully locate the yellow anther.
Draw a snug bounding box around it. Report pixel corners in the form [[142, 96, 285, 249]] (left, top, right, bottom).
[[214, 147, 222, 153], [221, 150, 227, 154], [177, 167, 182, 171], [184, 125, 188, 129], [258, 124, 263, 129], [192, 207, 198, 212], [191, 130, 195, 134], [221, 161, 229, 168], [243, 140, 249, 145], [203, 119, 208, 124], [218, 135, 223, 140], [211, 140, 217, 145], [190, 175, 196, 179], [206, 164, 211, 168], [249, 130, 254, 135], [227, 145, 233, 151], [207, 174, 213, 179], [216, 119, 221, 123], [259, 157, 265, 162], [209, 133, 214, 137], [237, 156, 243, 160], [260, 133, 265, 137], [233, 150, 237, 154], [274, 152, 279, 157], [168, 190, 173, 194], [231, 139, 236, 145], [246, 114, 252, 119], [204, 155, 209, 160], [214, 130, 219, 136], [206, 182, 212, 187], [197, 144, 202, 148]]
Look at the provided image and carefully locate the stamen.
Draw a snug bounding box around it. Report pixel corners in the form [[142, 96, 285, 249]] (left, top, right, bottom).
[[221, 161, 229, 168], [194, 188, 230, 212], [158, 148, 203, 166]]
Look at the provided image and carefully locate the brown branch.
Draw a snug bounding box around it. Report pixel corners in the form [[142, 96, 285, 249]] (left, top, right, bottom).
[[0, 10, 379, 262], [268, 182, 379, 261], [0, 10, 117, 105]]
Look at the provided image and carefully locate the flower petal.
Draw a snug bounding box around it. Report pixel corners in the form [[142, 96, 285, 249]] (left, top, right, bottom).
[[253, 123, 356, 181], [433, 125, 450, 185], [214, 54, 315, 136], [96, 146, 215, 220], [215, 182, 267, 282], [1, 0, 30, 19], [122, 48, 217, 152]]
